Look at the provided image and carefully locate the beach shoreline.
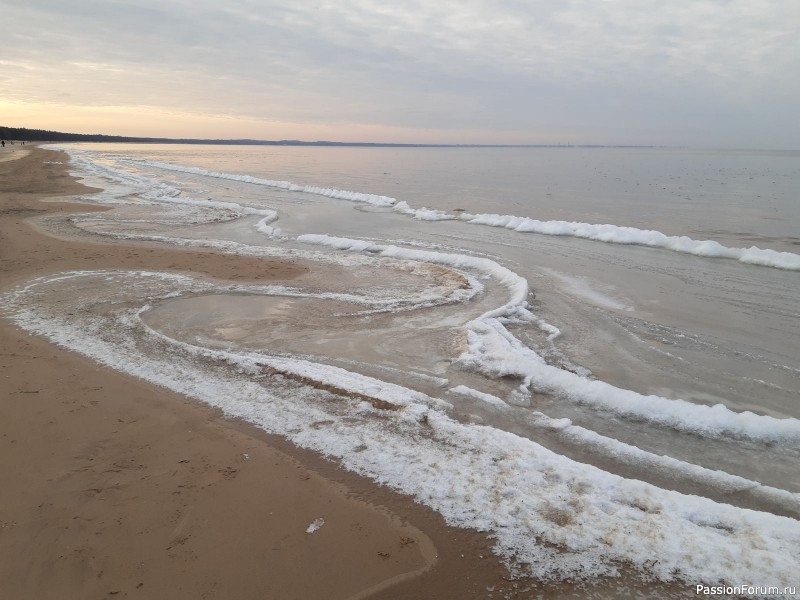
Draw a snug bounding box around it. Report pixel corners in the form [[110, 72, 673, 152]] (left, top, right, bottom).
[[0, 147, 517, 599]]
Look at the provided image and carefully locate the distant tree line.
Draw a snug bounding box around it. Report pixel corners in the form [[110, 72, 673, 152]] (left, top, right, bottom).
[[0, 126, 433, 146], [0, 125, 655, 149], [0, 126, 239, 144]]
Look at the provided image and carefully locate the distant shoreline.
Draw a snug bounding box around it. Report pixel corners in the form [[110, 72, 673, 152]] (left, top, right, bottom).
[[0, 125, 657, 148]]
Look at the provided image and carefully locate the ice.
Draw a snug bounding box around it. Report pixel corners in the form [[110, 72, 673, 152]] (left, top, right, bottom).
[[461, 316, 800, 444], [306, 518, 325, 534], [462, 213, 800, 271], [298, 233, 800, 444]]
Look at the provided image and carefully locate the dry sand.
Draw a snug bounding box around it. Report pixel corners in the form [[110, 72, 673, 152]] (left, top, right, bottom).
[[0, 147, 520, 599]]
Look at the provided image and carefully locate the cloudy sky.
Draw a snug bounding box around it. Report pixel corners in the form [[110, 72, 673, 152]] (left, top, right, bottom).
[[1, 0, 798, 147]]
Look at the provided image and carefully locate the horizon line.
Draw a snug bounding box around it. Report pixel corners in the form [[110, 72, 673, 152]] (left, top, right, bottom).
[[1, 125, 663, 149], [2, 126, 798, 152]]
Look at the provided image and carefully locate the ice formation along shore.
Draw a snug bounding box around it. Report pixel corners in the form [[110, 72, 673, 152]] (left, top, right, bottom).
[[106, 153, 800, 271]]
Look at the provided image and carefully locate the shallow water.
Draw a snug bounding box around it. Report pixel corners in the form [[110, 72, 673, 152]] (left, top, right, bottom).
[[4, 143, 799, 595]]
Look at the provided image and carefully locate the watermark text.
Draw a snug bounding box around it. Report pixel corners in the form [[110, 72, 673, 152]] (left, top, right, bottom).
[[696, 584, 797, 597]]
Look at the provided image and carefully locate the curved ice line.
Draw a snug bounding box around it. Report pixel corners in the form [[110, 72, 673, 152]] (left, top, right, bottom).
[[448, 385, 800, 515], [121, 156, 453, 221], [52, 148, 280, 232], [297, 233, 800, 445], [134, 306, 452, 413], [64, 226, 483, 315], [296, 234, 531, 321], [461, 213, 800, 271], [463, 312, 800, 444]]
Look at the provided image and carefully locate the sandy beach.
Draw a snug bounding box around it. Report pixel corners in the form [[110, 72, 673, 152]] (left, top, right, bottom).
[[0, 147, 516, 599]]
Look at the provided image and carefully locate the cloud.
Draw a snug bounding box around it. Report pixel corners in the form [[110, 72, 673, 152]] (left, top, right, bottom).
[[1, 0, 798, 146]]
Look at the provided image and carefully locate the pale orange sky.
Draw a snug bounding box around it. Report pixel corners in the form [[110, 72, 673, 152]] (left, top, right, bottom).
[[0, 100, 560, 144]]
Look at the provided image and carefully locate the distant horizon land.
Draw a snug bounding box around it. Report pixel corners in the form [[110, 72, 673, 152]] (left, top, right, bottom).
[[2, 125, 798, 153], [0, 125, 661, 149]]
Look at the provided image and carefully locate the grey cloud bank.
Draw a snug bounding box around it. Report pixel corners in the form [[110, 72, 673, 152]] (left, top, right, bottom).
[[2, 0, 798, 147]]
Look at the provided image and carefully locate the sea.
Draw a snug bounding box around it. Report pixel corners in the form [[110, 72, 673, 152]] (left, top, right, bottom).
[[5, 143, 799, 597]]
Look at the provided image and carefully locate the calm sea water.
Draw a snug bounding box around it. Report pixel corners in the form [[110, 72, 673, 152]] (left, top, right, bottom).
[[6, 142, 799, 595]]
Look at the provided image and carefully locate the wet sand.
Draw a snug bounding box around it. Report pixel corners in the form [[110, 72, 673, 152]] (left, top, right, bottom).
[[0, 147, 519, 599]]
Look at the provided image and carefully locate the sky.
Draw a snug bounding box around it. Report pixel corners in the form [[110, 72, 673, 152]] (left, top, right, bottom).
[[1, 0, 798, 148]]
